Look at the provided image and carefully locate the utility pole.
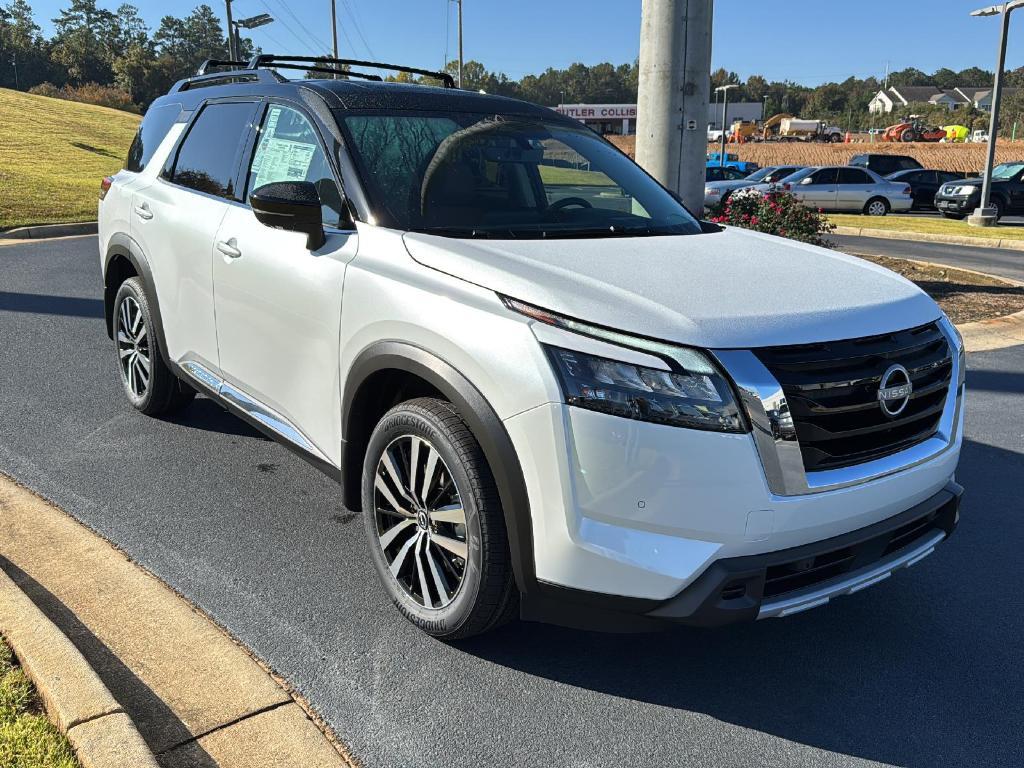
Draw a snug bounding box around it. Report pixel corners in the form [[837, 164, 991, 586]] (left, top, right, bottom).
[[457, 0, 464, 88], [224, 0, 236, 61], [331, 0, 340, 78], [635, 0, 713, 214]]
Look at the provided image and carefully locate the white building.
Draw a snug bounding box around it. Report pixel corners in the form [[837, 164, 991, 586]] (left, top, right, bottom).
[[867, 85, 1014, 114]]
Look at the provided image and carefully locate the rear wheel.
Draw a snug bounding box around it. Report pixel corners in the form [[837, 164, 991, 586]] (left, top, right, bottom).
[[113, 278, 194, 416], [864, 197, 890, 216], [361, 397, 516, 639]]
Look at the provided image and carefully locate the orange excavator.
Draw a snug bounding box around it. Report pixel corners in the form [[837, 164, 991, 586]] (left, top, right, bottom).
[[882, 117, 948, 143]]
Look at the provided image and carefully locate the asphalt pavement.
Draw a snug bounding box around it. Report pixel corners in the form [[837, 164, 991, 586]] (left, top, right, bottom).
[[832, 234, 1024, 283], [1, 236, 1022, 767]]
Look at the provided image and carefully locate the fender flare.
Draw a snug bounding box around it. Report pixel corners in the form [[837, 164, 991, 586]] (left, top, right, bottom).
[[342, 341, 536, 594], [103, 233, 172, 369]]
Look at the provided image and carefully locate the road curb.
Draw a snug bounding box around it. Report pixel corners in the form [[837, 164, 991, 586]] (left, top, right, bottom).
[[0, 221, 97, 239], [0, 569, 159, 768], [0, 474, 359, 768], [833, 224, 1024, 252]]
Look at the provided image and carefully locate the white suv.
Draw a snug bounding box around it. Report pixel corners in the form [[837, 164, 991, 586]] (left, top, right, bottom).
[[98, 57, 964, 638]]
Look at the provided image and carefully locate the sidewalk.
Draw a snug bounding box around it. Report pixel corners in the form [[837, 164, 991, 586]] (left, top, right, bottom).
[[0, 475, 357, 768]]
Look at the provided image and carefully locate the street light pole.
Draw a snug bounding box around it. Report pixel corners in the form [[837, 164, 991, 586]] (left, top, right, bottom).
[[969, 0, 1024, 226], [457, 0, 464, 88], [330, 0, 339, 78], [224, 0, 236, 61], [716, 84, 738, 166]]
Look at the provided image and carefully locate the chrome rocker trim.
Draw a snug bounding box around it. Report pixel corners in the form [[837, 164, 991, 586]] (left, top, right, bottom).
[[181, 360, 331, 464], [714, 317, 965, 497], [757, 528, 946, 619]]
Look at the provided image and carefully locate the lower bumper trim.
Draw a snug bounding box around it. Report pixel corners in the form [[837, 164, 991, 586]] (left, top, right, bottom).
[[757, 529, 944, 619]]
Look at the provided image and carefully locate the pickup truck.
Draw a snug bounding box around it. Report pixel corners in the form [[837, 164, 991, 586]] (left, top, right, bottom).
[[706, 152, 759, 174], [933, 161, 1024, 220]]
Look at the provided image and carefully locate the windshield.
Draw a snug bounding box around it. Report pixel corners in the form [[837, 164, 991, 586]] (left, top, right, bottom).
[[777, 167, 813, 184], [992, 163, 1024, 180], [337, 112, 702, 238], [744, 167, 776, 183]]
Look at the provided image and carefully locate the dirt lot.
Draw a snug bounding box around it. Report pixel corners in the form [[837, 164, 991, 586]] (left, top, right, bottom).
[[608, 135, 1024, 174], [855, 253, 1024, 324]]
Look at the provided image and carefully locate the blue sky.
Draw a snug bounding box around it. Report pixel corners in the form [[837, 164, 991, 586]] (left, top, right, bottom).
[[27, 0, 1024, 85]]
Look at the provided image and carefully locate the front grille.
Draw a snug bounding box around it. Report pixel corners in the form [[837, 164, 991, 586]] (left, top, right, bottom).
[[755, 322, 953, 472]]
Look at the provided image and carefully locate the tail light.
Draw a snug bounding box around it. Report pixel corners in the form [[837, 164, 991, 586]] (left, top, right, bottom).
[[903, 185, 912, 195], [783, 183, 791, 191], [99, 176, 113, 201]]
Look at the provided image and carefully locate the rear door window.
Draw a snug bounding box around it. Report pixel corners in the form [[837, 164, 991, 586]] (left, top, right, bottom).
[[168, 101, 256, 199], [126, 102, 182, 172], [838, 168, 873, 184]]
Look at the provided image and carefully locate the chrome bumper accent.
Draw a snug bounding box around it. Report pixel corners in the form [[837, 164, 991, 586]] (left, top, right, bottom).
[[757, 529, 946, 619], [714, 316, 965, 496]]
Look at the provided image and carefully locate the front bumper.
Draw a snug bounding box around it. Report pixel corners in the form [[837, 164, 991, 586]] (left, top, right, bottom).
[[522, 483, 960, 631], [934, 194, 977, 214]]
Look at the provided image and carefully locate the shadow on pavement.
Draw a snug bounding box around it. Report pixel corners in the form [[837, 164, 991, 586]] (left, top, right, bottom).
[[965, 366, 1024, 395], [166, 398, 270, 441], [0, 291, 104, 318], [457, 437, 1023, 766]]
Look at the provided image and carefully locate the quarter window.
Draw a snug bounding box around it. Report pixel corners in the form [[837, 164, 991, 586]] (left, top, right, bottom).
[[246, 104, 344, 226], [170, 101, 255, 198]]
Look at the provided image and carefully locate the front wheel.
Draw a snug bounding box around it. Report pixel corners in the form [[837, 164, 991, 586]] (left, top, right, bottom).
[[361, 398, 516, 639], [864, 197, 890, 216]]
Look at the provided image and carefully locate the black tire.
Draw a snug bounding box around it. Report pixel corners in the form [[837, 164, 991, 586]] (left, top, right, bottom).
[[361, 397, 516, 639], [991, 198, 1004, 222], [113, 277, 195, 416], [943, 212, 966, 220], [864, 197, 890, 216]]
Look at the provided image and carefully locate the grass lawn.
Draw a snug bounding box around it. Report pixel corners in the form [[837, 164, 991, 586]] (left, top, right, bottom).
[[0, 88, 139, 230], [0, 637, 79, 768], [829, 213, 1024, 241], [539, 165, 614, 186]]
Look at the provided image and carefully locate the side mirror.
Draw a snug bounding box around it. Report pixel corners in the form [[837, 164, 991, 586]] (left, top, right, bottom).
[[250, 181, 325, 250]]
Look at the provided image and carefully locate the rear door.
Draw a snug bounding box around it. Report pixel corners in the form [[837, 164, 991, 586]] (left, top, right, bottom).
[[131, 99, 259, 378], [793, 167, 839, 210], [211, 100, 357, 465], [836, 167, 877, 211]]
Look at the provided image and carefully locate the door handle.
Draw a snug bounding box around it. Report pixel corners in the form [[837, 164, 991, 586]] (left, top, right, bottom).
[[134, 203, 153, 220], [216, 239, 242, 259]]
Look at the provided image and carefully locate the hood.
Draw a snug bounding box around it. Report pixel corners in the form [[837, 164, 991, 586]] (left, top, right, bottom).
[[403, 227, 941, 349]]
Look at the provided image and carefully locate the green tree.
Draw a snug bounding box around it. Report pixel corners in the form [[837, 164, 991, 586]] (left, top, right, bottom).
[[0, 0, 53, 89], [49, 0, 117, 84]]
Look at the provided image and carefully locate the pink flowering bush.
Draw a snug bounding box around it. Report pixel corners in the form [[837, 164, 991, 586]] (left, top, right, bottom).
[[708, 190, 834, 248]]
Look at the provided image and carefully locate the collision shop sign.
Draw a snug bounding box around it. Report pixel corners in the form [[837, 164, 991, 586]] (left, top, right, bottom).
[[556, 104, 637, 120]]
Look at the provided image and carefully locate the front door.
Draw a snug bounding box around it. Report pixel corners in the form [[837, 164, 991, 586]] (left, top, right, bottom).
[[793, 167, 839, 210], [212, 101, 357, 465]]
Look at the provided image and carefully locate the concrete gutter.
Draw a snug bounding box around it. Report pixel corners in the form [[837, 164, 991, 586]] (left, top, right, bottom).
[[0, 569, 159, 768], [0, 475, 359, 768], [833, 224, 1024, 252], [0, 222, 97, 240]]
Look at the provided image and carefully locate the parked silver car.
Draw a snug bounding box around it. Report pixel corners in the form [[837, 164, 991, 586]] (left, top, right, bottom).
[[704, 165, 804, 210], [744, 166, 913, 215]]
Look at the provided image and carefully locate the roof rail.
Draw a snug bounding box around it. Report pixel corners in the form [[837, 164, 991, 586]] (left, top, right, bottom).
[[248, 55, 457, 88], [170, 67, 283, 93], [196, 59, 249, 76]]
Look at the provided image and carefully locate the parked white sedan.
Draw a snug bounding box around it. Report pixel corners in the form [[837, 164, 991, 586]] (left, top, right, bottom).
[[744, 166, 913, 215]]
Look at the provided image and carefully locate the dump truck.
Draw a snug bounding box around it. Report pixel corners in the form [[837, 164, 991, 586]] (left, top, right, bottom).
[[776, 118, 844, 143]]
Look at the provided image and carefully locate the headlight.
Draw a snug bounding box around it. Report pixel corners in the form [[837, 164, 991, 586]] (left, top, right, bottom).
[[954, 185, 977, 196], [546, 347, 744, 432], [501, 296, 746, 433], [705, 186, 721, 195]]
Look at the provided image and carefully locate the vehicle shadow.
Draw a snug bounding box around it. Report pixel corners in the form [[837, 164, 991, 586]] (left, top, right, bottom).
[[166, 397, 270, 441], [456, 437, 1023, 766]]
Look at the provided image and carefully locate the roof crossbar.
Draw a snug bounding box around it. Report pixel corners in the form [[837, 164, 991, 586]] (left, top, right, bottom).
[[247, 54, 456, 88]]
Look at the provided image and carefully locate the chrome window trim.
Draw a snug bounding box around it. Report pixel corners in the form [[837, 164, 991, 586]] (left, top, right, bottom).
[[713, 316, 964, 497]]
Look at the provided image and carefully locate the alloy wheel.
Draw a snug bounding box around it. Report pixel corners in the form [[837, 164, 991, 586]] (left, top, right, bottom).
[[373, 435, 468, 609], [116, 295, 151, 398], [867, 200, 886, 216]]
